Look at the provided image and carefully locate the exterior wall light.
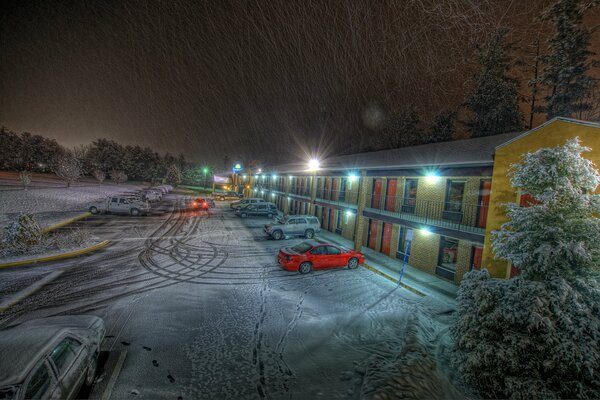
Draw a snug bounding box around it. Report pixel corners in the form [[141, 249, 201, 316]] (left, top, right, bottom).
[[308, 158, 320, 171]]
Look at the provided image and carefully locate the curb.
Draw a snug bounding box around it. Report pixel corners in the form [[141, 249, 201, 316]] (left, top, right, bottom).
[[362, 263, 426, 297], [0, 240, 111, 269], [41, 212, 92, 233]]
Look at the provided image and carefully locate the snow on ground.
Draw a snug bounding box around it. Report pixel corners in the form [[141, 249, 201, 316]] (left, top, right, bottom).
[[0, 200, 465, 399], [0, 172, 145, 229]]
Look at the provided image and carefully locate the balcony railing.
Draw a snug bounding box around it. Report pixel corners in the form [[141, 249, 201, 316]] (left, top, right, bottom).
[[365, 196, 488, 235], [315, 189, 359, 208]]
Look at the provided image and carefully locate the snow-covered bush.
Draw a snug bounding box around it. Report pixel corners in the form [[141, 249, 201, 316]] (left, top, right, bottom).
[[166, 164, 181, 186], [451, 138, 600, 399], [1, 214, 43, 255], [110, 169, 127, 184], [51, 228, 90, 250], [19, 170, 32, 190], [92, 169, 106, 184], [53, 151, 82, 187]]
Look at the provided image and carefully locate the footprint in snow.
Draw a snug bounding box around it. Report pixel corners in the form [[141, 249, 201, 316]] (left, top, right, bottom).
[[130, 389, 139, 395], [121, 341, 130, 346], [167, 371, 175, 383], [178, 397, 183, 400], [143, 346, 152, 351], [152, 360, 159, 367]]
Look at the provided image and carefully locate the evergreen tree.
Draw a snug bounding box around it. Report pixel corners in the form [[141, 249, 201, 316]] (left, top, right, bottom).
[[166, 164, 182, 186], [452, 139, 600, 398], [464, 28, 522, 137], [539, 0, 596, 119], [426, 111, 456, 143]]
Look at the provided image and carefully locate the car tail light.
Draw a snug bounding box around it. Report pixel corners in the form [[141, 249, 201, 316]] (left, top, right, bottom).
[[192, 202, 198, 207]]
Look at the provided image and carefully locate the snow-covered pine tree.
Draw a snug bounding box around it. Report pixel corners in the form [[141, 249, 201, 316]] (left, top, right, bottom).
[[166, 164, 181, 187], [464, 28, 522, 137], [451, 138, 600, 399], [426, 110, 456, 143], [1, 214, 42, 255], [540, 0, 596, 119]]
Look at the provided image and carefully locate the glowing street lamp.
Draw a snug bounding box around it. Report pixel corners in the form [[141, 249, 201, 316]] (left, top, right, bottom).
[[202, 167, 209, 188], [308, 158, 320, 171]]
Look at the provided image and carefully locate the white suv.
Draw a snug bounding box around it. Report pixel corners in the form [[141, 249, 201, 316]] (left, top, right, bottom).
[[264, 215, 321, 240]]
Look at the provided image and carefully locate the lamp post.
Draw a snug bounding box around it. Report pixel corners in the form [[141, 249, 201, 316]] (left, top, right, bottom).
[[307, 158, 320, 215], [202, 167, 208, 189]]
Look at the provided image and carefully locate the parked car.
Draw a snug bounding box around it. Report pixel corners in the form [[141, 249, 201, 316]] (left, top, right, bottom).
[[264, 215, 321, 240], [212, 191, 243, 201], [141, 189, 162, 202], [230, 197, 267, 210], [205, 198, 216, 208], [277, 240, 365, 273], [87, 196, 151, 216], [235, 202, 277, 218], [0, 315, 106, 400]]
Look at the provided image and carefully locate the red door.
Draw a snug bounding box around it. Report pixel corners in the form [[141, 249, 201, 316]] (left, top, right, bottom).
[[328, 209, 334, 232], [371, 179, 382, 208], [385, 179, 397, 212], [368, 219, 379, 250], [381, 223, 392, 255], [471, 246, 483, 270], [332, 178, 338, 201], [477, 180, 491, 228], [324, 178, 331, 199]]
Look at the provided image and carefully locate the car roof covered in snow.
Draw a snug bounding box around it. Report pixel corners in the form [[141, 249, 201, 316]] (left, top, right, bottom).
[[0, 315, 102, 387], [269, 131, 522, 174]]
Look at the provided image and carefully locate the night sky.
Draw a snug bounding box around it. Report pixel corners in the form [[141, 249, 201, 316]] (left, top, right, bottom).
[[0, 0, 564, 165]]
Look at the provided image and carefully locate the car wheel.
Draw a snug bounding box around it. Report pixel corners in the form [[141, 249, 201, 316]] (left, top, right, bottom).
[[272, 230, 283, 240], [267, 213, 273, 218], [299, 262, 312, 274], [241, 212, 247, 218], [130, 208, 140, 216], [84, 352, 99, 387], [89, 206, 98, 214], [304, 229, 315, 239], [348, 257, 359, 269]]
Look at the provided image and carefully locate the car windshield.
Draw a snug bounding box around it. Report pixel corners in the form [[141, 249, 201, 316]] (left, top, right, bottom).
[[291, 242, 312, 253]]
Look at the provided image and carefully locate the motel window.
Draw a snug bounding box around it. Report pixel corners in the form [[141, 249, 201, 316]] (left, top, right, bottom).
[[443, 180, 465, 223], [401, 179, 418, 213], [395, 226, 412, 260], [437, 236, 459, 280], [339, 178, 347, 202]]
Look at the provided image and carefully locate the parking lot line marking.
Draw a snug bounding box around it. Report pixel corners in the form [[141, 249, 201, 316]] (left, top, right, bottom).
[[101, 350, 128, 400], [0, 270, 64, 311]]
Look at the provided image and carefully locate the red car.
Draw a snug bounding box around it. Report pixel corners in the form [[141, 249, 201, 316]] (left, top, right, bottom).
[[277, 240, 365, 274], [191, 197, 210, 210]]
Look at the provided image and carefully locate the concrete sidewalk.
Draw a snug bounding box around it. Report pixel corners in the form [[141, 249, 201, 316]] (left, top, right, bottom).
[[317, 230, 457, 305]]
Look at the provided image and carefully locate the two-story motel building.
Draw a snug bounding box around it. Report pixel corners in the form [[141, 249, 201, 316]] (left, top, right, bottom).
[[239, 117, 600, 285]]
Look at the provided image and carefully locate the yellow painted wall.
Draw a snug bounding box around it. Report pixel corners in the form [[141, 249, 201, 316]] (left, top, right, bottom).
[[482, 119, 600, 278]]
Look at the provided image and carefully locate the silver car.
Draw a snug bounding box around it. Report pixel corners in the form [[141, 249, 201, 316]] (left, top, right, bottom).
[[230, 198, 267, 210], [264, 215, 321, 240], [0, 315, 106, 400]]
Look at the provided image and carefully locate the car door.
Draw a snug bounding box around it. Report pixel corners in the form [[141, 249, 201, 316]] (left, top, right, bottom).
[[295, 218, 308, 235], [325, 245, 346, 268], [48, 336, 88, 400], [21, 359, 59, 400], [285, 218, 299, 235], [308, 245, 328, 269], [117, 198, 130, 214], [109, 197, 119, 213]]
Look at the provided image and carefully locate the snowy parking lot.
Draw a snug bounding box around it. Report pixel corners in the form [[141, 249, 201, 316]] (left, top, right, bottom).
[[0, 195, 461, 399]]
